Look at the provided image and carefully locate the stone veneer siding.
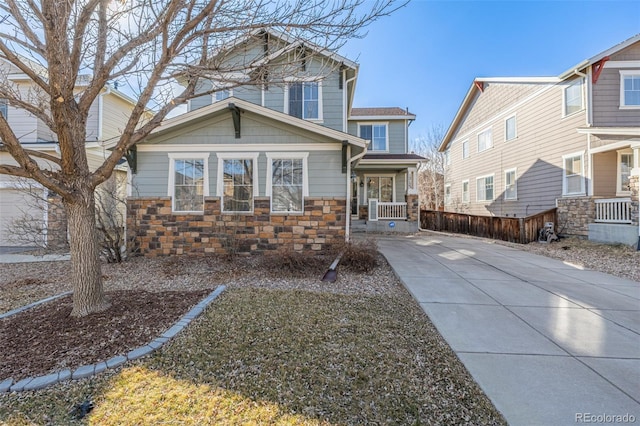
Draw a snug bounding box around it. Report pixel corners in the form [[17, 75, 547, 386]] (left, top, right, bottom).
[[556, 197, 595, 236], [47, 195, 69, 251], [406, 194, 419, 222], [127, 196, 346, 256]]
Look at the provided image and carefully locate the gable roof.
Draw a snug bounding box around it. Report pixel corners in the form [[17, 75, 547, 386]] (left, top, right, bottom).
[[440, 34, 640, 152], [559, 33, 640, 79], [147, 97, 367, 148], [350, 107, 415, 120]]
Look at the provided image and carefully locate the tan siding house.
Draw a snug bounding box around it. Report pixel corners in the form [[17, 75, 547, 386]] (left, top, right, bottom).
[[440, 34, 640, 246]]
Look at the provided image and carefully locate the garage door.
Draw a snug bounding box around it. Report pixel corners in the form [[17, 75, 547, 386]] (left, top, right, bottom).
[[0, 188, 45, 246]]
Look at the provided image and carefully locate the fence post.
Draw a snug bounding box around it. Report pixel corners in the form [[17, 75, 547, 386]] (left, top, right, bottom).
[[519, 218, 525, 243]]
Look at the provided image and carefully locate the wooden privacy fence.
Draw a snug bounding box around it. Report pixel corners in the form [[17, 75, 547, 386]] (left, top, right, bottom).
[[419, 208, 558, 244]]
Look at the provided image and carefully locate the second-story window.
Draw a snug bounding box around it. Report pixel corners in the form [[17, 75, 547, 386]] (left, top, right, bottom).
[[0, 99, 7, 119], [359, 124, 388, 151], [477, 128, 492, 152], [564, 79, 583, 116], [620, 70, 640, 108], [288, 82, 320, 120], [505, 115, 517, 141], [214, 89, 231, 102]]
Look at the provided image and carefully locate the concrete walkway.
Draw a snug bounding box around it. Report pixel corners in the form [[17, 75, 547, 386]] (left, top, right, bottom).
[[378, 233, 640, 426]]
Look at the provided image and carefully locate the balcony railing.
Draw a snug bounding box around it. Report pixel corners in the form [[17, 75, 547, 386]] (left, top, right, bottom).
[[368, 199, 407, 221], [595, 198, 632, 224]]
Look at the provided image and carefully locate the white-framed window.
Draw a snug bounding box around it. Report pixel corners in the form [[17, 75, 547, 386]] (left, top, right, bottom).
[[285, 81, 322, 120], [476, 174, 494, 202], [0, 99, 7, 119], [563, 78, 584, 116], [620, 70, 640, 108], [504, 168, 517, 200], [462, 140, 469, 159], [168, 153, 210, 213], [618, 149, 633, 194], [266, 152, 309, 213], [505, 115, 517, 141], [462, 180, 469, 203], [217, 152, 259, 213], [365, 175, 394, 202], [444, 184, 451, 205], [562, 151, 585, 195], [214, 89, 232, 102], [444, 149, 451, 166], [359, 123, 388, 152], [477, 128, 492, 152]]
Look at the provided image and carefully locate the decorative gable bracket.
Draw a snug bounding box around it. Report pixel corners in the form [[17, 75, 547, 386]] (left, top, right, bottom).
[[592, 56, 610, 84], [228, 103, 241, 138]]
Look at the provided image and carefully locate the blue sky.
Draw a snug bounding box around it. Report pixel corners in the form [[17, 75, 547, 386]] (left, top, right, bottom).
[[339, 0, 640, 144]]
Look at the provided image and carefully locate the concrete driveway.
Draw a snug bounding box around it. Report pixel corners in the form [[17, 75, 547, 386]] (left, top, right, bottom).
[[378, 233, 640, 426]]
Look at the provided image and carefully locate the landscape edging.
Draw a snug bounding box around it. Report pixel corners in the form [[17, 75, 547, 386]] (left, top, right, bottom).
[[1, 285, 226, 393]]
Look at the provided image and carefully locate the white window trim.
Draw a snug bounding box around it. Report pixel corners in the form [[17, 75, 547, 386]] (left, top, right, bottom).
[[504, 168, 517, 200], [283, 79, 324, 122], [462, 139, 469, 159], [619, 70, 640, 109], [364, 173, 396, 202], [444, 183, 452, 205], [477, 127, 493, 153], [562, 151, 586, 196], [476, 174, 494, 202], [461, 179, 469, 203], [266, 152, 309, 213], [562, 78, 584, 117], [504, 114, 517, 141], [357, 122, 389, 153], [216, 152, 259, 213], [617, 149, 633, 196], [167, 153, 210, 213]]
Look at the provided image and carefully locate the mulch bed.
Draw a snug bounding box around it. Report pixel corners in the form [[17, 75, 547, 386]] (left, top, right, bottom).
[[0, 290, 211, 382]]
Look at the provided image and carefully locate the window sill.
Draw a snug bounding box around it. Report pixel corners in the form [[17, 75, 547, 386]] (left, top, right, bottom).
[[271, 211, 304, 216], [562, 192, 586, 197], [562, 109, 585, 119], [619, 105, 640, 110]]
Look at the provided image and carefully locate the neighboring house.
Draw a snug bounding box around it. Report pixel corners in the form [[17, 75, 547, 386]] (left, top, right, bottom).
[[128, 29, 423, 256], [0, 59, 137, 247], [439, 34, 640, 246]]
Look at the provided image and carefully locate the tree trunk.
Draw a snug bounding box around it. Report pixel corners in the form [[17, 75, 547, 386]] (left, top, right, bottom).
[[65, 188, 110, 317]]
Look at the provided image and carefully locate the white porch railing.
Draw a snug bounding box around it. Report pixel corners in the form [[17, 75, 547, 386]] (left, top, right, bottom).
[[368, 199, 407, 221], [595, 198, 632, 224]]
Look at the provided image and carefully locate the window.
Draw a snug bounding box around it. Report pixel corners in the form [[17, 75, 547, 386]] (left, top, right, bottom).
[[476, 175, 494, 201], [477, 128, 492, 152], [287, 81, 321, 120], [366, 176, 393, 202], [214, 89, 231, 102], [0, 99, 7, 119], [444, 184, 451, 205], [359, 123, 388, 151], [462, 180, 469, 203], [444, 149, 451, 166], [504, 169, 517, 200], [505, 115, 517, 141], [563, 152, 585, 195], [564, 79, 583, 116], [618, 150, 633, 194], [217, 153, 258, 213], [266, 153, 309, 213], [620, 71, 640, 108], [168, 154, 209, 212], [462, 140, 469, 159]]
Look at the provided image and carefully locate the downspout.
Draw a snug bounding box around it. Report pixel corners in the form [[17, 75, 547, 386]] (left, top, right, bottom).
[[345, 144, 368, 242], [97, 84, 112, 142], [343, 71, 357, 133]]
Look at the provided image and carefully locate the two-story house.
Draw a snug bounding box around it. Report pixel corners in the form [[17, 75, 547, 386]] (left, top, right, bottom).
[[127, 29, 423, 256], [439, 34, 640, 246], [0, 59, 137, 247]]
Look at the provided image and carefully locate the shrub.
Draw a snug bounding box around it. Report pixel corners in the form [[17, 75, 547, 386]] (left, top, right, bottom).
[[260, 246, 325, 277], [339, 239, 378, 273]]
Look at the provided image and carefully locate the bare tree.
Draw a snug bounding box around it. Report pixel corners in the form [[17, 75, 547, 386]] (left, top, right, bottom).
[[413, 123, 447, 211], [0, 0, 402, 316]]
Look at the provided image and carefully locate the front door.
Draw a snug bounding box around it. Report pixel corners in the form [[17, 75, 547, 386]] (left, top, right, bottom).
[[351, 180, 358, 216]]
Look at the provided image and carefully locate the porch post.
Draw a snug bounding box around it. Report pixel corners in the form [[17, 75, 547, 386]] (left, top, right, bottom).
[[631, 144, 640, 247]]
